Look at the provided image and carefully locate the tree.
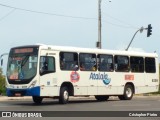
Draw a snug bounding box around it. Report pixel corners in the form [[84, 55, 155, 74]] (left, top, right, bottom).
[[0, 68, 5, 95]]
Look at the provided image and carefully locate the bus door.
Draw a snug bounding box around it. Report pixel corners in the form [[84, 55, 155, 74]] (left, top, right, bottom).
[[39, 49, 58, 96]]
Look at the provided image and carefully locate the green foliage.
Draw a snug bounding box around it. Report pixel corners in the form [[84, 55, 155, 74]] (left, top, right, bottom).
[[0, 68, 6, 95]]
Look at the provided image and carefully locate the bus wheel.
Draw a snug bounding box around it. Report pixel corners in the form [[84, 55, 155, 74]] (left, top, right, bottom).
[[32, 96, 43, 104], [118, 84, 133, 100], [59, 87, 69, 104], [95, 95, 109, 101]]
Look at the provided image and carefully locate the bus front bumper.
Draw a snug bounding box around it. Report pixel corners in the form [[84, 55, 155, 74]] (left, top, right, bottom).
[[6, 86, 40, 97]]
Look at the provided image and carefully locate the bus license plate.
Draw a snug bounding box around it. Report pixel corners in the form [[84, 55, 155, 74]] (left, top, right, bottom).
[[15, 93, 21, 96]]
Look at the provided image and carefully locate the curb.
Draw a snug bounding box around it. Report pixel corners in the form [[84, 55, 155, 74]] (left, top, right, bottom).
[[0, 96, 94, 101], [0, 96, 32, 101]]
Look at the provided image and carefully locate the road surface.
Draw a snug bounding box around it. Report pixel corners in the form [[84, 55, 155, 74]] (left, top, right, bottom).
[[0, 96, 160, 120]]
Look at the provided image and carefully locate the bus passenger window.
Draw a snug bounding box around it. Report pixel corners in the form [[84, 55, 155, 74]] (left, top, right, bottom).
[[114, 55, 129, 72], [97, 54, 113, 72], [145, 57, 156, 73], [60, 60, 65, 70], [130, 56, 144, 73], [80, 63, 85, 71], [59, 52, 78, 71], [79, 53, 97, 71]]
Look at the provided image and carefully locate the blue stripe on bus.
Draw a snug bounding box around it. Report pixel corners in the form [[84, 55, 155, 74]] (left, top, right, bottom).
[[6, 86, 40, 96]]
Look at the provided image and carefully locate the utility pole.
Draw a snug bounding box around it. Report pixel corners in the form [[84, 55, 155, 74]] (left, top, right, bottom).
[[96, 0, 102, 49], [96, 0, 111, 49]]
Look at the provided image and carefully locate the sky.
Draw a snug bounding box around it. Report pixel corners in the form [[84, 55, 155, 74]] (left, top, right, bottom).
[[0, 0, 159, 73]]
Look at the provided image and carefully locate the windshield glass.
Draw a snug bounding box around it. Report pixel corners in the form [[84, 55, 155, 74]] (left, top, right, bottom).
[[7, 47, 39, 84]]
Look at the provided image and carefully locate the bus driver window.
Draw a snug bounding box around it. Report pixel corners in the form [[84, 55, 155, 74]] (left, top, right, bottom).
[[40, 57, 48, 75]]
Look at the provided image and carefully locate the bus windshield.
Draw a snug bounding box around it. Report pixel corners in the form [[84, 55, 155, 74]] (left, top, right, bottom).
[[7, 47, 39, 84]]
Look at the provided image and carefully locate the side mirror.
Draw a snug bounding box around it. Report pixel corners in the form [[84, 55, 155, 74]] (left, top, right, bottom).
[[1, 59, 3, 66]]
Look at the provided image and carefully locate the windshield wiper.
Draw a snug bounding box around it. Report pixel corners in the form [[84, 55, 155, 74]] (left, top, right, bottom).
[[21, 55, 30, 67]]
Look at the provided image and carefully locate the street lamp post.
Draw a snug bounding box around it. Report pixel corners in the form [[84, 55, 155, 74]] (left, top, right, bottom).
[[125, 27, 147, 51]]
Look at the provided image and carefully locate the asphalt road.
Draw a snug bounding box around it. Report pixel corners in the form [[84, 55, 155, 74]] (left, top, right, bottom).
[[0, 96, 160, 120]]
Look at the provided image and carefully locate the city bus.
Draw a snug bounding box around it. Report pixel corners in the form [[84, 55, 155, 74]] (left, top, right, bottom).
[[6, 44, 159, 104]]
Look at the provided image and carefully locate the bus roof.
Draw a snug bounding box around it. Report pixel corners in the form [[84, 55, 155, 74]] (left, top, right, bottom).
[[12, 44, 158, 58], [38, 44, 158, 58]]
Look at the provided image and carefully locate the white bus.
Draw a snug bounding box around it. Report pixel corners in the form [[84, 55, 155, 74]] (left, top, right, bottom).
[[6, 45, 159, 104]]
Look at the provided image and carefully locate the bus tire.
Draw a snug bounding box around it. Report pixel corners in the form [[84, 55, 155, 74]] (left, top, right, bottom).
[[59, 87, 69, 104], [118, 95, 125, 100], [118, 84, 134, 100], [32, 96, 43, 104], [95, 95, 109, 101]]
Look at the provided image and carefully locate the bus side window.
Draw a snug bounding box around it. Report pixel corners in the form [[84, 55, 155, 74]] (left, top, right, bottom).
[[130, 56, 144, 73], [60, 52, 78, 71], [43, 61, 48, 71], [114, 55, 129, 72], [98, 54, 113, 72], [114, 64, 118, 71], [79, 53, 97, 71], [60, 60, 65, 70], [40, 56, 55, 75], [145, 57, 156, 73], [80, 62, 85, 71]]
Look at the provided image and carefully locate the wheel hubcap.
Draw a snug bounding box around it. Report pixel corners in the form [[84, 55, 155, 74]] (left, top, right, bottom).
[[126, 88, 132, 98], [64, 90, 68, 100]]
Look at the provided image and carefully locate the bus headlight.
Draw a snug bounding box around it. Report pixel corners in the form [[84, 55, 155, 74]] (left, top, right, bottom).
[[29, 80, 37, 88]]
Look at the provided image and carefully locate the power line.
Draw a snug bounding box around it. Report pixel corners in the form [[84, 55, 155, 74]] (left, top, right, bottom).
[[102, 20, 137, 29], [0, 3, 97, 20], [102, 12, 139, 29], [0, 3, 138, 29], [0, 8, 16, 21]]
